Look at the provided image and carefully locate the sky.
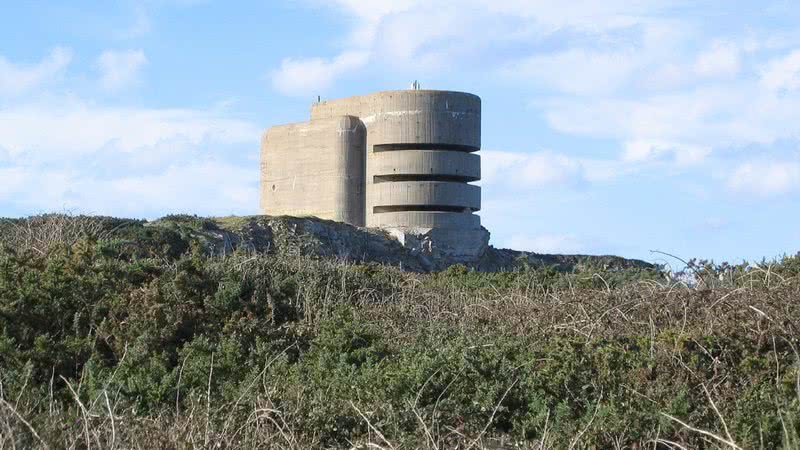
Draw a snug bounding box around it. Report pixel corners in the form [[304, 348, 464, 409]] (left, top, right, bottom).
[[1, 0, 799, 264]]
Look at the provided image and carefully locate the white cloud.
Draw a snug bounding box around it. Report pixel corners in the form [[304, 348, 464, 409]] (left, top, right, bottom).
[[502, 49, 638, 96], [0, 98, 258, 160], [515, 152, 586, 187], [760, 49, 800, 92], [480, 0, 672, 31], [505, 233, 584, 254], [480, 151, 527, 185], [514, 36, 800, 183], [95, 49, 147, 90], [506, 35, 742, 96], [623, 140, 711, 165], [482, 149, 640, 190], [101, 162, 257, 215], [0, 96, 261, 217], [280, 2, 785, 192], [329, 0, 424, 45], [504, 31, 743, 96], [116, 6, 152, 39], [1, 162, 257, 217], [116, 1, 211, 40], [694, 41, 741, 78], [543, 77, 800, 165], [482, 150, 587, 188], [282, 0, 680, 94], [271, 51, 369, 97], [727, 160, 800, 196], [284, 1, 799, 195], [330, 0, 669, 39], [0, 167, 27, 194], [0, 40, 261, 218], [0, 47, 72, 96]]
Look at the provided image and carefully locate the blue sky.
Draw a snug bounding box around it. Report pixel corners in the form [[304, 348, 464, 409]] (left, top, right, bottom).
[[1, 1, 799, 263]]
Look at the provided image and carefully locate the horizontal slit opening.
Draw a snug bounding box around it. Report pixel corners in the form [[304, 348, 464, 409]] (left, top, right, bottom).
[[373, 174, 478, 183], [373, 205, 471, 213], [373, 143, 478, 153]]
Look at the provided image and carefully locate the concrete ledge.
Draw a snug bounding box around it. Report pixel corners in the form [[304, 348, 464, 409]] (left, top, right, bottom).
[[372, 150, 480, 180], [371, 211, 481, 229], [371, 181, 480, 211], [364, 110, 480, 148], [310, 90, 481, 149]]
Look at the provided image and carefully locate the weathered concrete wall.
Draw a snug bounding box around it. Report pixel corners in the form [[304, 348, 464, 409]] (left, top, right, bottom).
[[260, 116, 366, 226], [309, 90, 482, 230], [372, 150, 480, 181], [370, 211, 480, 229], [261, 89, 483, 254], [310, 90, 481, 148], [372, 181, 481, 211]]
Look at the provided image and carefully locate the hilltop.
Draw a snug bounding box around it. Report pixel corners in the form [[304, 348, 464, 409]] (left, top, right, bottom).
[[0, 213, 654, 273]]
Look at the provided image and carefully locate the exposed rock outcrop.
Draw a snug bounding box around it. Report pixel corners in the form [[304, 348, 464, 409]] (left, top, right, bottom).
[[0, 213, 655, 272], [192, 215, 653, 273]]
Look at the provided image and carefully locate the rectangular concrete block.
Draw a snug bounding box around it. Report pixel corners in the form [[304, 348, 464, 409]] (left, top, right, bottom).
[[260, 116, 366, 226]]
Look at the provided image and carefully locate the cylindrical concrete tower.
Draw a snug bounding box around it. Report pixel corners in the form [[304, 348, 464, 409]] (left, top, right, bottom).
[[310, 90, 482, 232]]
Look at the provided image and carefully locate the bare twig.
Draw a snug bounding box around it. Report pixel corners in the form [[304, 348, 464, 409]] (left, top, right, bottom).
[[0, 398, 48, 449], [350, 401, 396, 450], [468, 378, 518, 449], [568, 392, 603, 450], [661, 412, 742, 449], [61, 376, 91, 450]]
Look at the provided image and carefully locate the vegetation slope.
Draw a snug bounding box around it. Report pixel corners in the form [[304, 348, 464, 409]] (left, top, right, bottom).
[[0, 214, 798, 449]]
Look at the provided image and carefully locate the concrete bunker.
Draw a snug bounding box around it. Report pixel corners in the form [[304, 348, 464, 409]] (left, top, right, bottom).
[[260, 89, 487, 259]]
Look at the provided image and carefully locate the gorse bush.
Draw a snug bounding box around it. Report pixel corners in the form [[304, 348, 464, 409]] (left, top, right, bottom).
[[0, 215, 799, 449]]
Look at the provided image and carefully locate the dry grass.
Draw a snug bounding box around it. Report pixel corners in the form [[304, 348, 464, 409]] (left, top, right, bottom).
[[0, 214, 798, 449]]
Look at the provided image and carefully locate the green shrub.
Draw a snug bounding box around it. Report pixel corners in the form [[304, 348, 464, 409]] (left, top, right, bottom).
[[0, 215, 798, 448]]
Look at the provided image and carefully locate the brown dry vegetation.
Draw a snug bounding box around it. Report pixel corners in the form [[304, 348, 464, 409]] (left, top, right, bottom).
[[0, 215, 798, 449]]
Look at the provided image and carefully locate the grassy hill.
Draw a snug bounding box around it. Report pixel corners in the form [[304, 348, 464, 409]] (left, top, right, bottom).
[[0, 214, 798, 448]]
